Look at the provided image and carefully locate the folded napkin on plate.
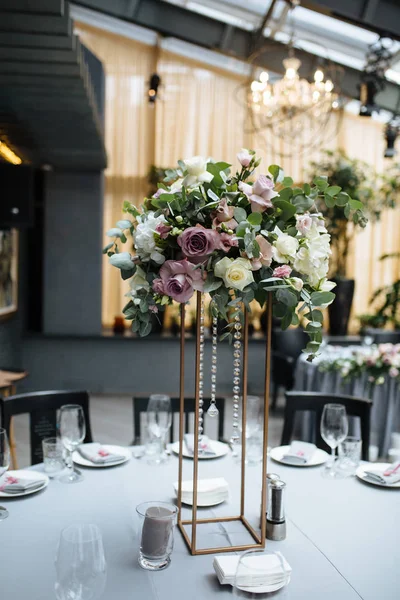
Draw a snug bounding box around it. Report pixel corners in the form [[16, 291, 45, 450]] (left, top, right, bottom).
[[0, 475, 44, 494], [282, 441, 316, 465], [78, 443, 126, 464], [174, 477, 229, 504], [184, 434, 216, 456], [213, 552, 292, 587], [364, 461, 400, 485]]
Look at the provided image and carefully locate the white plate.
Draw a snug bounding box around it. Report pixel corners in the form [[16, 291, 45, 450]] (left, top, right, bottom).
[[237, 577, 291, 594], [170, 440, 229, 460], [180, 495, 228, 507], [270, 445, 329, 467], [73, 445, 131, 468], [0, 470, 49, 498], [356, 463, 400, 488]]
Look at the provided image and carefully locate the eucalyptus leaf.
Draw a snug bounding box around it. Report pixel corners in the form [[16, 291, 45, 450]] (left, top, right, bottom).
[[234, 207, 247, 223], [247, 212, 262, 226], [326, 185, 341, 197], [116, 219, 132, 230], [109, 252, 135, 270], [310, 291, 335, 306]]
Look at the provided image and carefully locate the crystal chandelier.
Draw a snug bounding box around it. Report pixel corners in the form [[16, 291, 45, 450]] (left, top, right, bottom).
[[248, 49, 340, 153]]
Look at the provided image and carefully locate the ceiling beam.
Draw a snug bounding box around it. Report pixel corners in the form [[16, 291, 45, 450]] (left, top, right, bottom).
[[0, 0, 65, 15], [74, 0, 400, 113], [301, 0, 400, 41]]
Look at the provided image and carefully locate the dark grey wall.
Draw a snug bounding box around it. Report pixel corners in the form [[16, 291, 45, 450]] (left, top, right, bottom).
[[43, 171, 104, 335]]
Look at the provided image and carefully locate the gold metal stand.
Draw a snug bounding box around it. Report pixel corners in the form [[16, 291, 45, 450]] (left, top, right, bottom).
[[177, 292, 272, 555]]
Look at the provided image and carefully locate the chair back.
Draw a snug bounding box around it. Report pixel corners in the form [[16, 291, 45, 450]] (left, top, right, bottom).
[[0, 390, 92, 465], [272, 327, 309, 360], [363, 329, 400, 345], [133, 396, 225, 443], [281, 391, 372, 460]]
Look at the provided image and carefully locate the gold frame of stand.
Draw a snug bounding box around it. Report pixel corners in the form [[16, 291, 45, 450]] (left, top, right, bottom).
[[177, 291, 271, 556]]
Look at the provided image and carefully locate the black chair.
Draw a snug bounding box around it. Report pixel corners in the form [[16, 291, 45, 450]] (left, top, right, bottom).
[[271, 328, 309, 411], [0, 390, 93, 465], [133, 397, 226, 443], [363, 329, 400, 344], [281, 391, 372, 461]]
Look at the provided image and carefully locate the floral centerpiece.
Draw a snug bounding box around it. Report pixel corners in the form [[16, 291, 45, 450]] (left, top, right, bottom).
[[319, 344, 400, 385], [105, 150, 366, 359]]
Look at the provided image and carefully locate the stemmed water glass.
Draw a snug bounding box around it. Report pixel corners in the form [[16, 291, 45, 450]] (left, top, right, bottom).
[[55, 524, 107, 600], [0, 428, 10, 520], [146, 394, 172, 464], [320, 403, 348, 478], [58, 404, 86, 484]]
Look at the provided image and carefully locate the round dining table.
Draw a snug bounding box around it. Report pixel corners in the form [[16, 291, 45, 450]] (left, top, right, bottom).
[[1, 448, 398, 599]]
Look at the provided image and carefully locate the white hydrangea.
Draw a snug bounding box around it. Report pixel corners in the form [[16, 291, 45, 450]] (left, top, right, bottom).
[[133, 211, 166, 264], [293, 232, 331, 287]]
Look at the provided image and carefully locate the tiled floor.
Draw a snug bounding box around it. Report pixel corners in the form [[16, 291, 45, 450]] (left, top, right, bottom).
[[11, 394, 285, 468]]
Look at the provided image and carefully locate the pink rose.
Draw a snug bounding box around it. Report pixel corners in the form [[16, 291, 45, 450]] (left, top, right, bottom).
[[155, 222, 172, 239], [249, 235, 273, 270], [239, 176, 279, 213], [296, 214, 313, 236], [149, 305, 159, 313], [237, 149, 252, 167], [219, 232, 239, 252], [177, 225, 219, 263], [156, 259, 204, 303], [389, 367, 399, 378], [273, 265, 292, 278], [212, 198, 237, 231]]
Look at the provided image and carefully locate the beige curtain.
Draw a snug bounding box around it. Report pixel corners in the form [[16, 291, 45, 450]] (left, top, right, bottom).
[[76, 23, 400, 330]]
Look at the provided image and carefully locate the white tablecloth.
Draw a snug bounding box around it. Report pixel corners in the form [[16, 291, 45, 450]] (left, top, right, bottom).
[[294, 348, 400, 456], [0, 450, 399, 599]]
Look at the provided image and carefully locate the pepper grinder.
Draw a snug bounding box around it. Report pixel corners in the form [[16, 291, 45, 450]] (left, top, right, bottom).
[[266, 479, 286, 541]]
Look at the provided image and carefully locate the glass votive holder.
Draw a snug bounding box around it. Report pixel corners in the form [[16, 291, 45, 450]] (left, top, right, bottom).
[[246, 432, 263, 466], [136, 501, 178, 571], [338, 437, 361, 476], [42, 437, 65, 477]]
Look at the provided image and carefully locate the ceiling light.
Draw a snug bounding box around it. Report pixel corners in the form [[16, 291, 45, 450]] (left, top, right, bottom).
[[0, 141, 22, 165]]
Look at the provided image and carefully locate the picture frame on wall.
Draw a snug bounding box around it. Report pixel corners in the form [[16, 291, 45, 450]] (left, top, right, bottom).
[[0, 229, 18, 320]]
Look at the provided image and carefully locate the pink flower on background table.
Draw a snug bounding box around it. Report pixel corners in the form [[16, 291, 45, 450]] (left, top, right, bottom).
[[155, 223, 172, 239], [237, 149, 252, 167], [389, 367, 399, 378], [177, 225, 219, 263], [152, 259, 204, 302], [273, 265, 292, 278], [219, 232, 238, 252]]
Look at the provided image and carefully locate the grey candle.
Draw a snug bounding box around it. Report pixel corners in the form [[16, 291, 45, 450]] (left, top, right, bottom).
[[141, 506, 173, 558], [136, 501, 178, 571]]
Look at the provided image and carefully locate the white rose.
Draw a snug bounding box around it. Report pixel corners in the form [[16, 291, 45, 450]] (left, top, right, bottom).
[[273, 233, 299, 263], [183, 156, 214, 188], [214, 257, 254, 291], [130, 266, 150, 296], [133, 212, 166, 264]]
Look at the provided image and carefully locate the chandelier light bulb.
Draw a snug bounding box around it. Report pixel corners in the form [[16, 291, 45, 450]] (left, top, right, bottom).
[[260, 71, 269, 83], [314, 69, 324, 83], [251, 80, 259, 92], [332, 100, 339, 109], [325, 79, 334, 92]]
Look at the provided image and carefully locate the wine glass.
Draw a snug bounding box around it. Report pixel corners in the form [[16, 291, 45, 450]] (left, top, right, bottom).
[[58, 405, 86, 483], [232, 549, 290, 598], [320, 403, 348, 478], [55, 524, 107, 600], [0, 428, 10, 520], [146, 395, 172, 464]]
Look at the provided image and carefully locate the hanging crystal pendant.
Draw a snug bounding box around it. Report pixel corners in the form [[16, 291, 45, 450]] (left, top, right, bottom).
[[198, 295, 205, 440], [207, 302, 219, 418], [231, 312, 242, 447]]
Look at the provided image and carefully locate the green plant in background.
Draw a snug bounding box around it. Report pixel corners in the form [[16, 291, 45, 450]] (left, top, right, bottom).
[[309, 150, 396, 278], [363, 253, 400, 330]]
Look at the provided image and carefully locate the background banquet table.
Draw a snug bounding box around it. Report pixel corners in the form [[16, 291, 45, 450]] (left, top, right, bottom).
[[1, 449, 399, 600], [294, 347, 400, 456]]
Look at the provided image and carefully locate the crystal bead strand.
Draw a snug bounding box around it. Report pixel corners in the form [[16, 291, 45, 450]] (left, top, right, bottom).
[[207, 301, 219, 418], [198, 295, 205, 441], [231, 312, 242, 448]]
